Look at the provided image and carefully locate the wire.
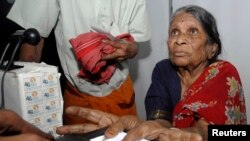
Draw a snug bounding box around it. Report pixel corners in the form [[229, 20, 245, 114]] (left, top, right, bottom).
[[0, 37, 23, 109], [0, 43, 11, 65]]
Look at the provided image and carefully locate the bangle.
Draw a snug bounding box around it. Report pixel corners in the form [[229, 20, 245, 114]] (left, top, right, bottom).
[[147, 109, 172, 121]]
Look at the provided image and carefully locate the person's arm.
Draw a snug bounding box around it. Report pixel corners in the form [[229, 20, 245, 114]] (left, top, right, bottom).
[[56, 106, 119, 135], [7, 0, 59, 63], [181, 118, 208, 141], [0, 110, 11, 134], [19, 38, 44, 62], [145, 60, 180, 124], [154, 119, 172, 128], [119, 120, 203, 141], [102, 0, 150, 62], [0, 133, 50, 141], [56, 106, 202, 141], [101, 39, 138, 62], [0, 109, 53, 140]]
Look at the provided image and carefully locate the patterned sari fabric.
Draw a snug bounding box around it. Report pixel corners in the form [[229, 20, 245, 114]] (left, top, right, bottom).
[[173, 61, 247, 128]]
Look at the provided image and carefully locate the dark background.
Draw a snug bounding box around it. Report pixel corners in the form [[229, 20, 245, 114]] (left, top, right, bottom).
[[0, 0, 66, 92]]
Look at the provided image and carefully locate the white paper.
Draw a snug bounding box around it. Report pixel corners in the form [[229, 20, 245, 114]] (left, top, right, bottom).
[[90, 132, 148, 141]]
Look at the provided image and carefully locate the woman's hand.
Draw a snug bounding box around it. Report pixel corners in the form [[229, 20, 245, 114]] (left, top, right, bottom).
[[56, 107, 202, 141], [104, 115, 143, 138], [108, 119, 202, 141], [56, 106, 119, 135], [56, 106, 142, 138]]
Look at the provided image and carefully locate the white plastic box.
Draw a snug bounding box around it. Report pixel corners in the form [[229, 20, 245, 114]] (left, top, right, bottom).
[[0, 62, 63, 137]]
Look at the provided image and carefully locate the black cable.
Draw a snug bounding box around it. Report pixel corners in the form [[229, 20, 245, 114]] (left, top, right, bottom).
[[0, 28, 40, 109], [0, 43, 11, 65], [0, 37, 23, 109]]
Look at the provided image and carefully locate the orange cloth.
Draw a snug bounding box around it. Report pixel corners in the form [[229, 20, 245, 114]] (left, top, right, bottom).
[[70, 32, 134, 84], [63, 75, 137, 125]]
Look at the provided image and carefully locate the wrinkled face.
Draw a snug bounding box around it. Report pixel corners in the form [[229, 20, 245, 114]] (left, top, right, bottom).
[[167, 12, 216, 69]]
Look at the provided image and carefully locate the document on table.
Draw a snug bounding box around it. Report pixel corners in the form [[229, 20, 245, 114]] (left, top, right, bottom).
[[90, 132, 148, 141]]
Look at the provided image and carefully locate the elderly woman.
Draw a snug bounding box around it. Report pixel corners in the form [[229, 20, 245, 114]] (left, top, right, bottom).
[[56, 5, 247, 141], [145, 5, 246, 127]]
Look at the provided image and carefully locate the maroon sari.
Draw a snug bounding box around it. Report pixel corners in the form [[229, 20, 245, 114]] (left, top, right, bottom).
[[173, 61, 247, 128]]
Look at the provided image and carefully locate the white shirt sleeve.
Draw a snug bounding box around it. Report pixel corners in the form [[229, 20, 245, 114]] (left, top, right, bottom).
[[7, 0, 59, 38], [129, 0, 151, 42]]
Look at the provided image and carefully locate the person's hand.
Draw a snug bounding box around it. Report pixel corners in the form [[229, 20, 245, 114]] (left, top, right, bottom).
[[191, 118, 209, 141], [56, 106, 142, 138], [103, 115, 143, 138], [0, 133, 50, 141], [156, 128, 202, 141], [56, 107, 202, 141], [101, 39, 138, 62], [56, 106, 119, 135], [0, 109, 53, 140], [107, 119, 202, 141]]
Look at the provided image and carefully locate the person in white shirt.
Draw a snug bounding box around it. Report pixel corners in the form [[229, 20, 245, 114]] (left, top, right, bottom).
[[7, 0, 150, 125]]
